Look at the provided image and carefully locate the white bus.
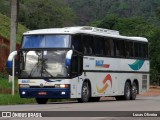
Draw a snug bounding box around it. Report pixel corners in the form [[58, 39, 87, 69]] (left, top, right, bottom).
[[7, 26, 149, 104]]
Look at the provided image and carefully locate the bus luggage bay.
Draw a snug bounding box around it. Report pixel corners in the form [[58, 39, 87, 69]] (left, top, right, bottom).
[[6, 26, 149, 104]]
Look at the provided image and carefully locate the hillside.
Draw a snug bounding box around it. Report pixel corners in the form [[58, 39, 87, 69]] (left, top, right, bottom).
[[0, 13, 28, 44], [0, 0, 75, 30], [0, 0, 160, 28], [64, 0, 160, 25]]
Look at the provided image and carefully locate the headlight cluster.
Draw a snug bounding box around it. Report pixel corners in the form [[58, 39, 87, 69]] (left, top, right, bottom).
[[55, 84, 69, 88], [19, 84, 30, 88]]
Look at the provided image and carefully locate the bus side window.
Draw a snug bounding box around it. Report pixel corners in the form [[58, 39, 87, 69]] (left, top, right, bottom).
[[94, 36, 105, 56], [125, 41, 130, 57], [129, 42, 134, 57], [82, 35, 94, 55], [120, 40, 125, 57], [138, 43, 143, 58], [145, 43, 148, 59], [104, 38, 111, 56], [134, 42, 139, 58], [71, 54, 78, 77], [72, 35, 82, 53], [114, 39, 120, 57], [125, 41, 134, 58], [110, 39, 114, 56]]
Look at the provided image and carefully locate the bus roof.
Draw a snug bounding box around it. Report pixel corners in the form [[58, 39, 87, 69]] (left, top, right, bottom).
[[23, 26, 148, 42]]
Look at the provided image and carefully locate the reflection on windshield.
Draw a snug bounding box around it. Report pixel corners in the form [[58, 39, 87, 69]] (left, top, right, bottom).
[[22, 35, 70, 48], [20, 50, 70, 78]]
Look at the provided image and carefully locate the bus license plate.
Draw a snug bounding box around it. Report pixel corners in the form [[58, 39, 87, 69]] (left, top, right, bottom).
[[38, 92, 47, 95]]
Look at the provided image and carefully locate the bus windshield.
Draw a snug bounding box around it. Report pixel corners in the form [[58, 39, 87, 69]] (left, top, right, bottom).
[[22, 35, 70, 48], [19, 50, 70, 78]]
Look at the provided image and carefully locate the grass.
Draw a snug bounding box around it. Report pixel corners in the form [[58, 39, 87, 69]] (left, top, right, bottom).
[[0, 13, 28, 44], [0, 94, 35, 105], [0, 74, 35, 105], [0, 74, 75, 105]]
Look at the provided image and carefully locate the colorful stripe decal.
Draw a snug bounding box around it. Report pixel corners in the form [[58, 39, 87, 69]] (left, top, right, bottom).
[[128, 60, 145, 71], [96, 74, 112, 94]]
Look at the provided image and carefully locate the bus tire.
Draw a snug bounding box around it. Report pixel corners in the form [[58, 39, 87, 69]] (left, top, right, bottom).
[[36, 98, 48, 104], [77, 82, 90, 103], [131, 82, 138, 100], [124, 82, 131, 100]]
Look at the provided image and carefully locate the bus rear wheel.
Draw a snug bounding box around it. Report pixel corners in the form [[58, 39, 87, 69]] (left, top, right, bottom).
[[116, 82, 131, 100], [36, 98, 48, 104], [131, 82, 138, 100], [77, 82, 90, 103], [124, 82, 131, 100]]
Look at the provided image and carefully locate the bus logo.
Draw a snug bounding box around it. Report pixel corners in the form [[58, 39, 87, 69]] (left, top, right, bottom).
[[96, 74, 112, 93], [129, 60, 145, 71], [95, 60, 110, 68]]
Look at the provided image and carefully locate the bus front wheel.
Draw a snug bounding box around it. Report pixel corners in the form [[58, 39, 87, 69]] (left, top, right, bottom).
[[36, 98, 48, 104], [77, 82, 91, 103]]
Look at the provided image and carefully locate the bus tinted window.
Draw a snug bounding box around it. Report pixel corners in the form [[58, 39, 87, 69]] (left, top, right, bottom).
[[94, 36, 105, 55], [82, 35, 94, 55], [125, 41, 134, 58], [114, 39, 125, 57], [142, 43, 148, 58], [134, 42, 139, 57], [72, 35, 83, 53], [145, 43, 148, 58], [72, 34, 148, 59], [22, 35, 70, 48]]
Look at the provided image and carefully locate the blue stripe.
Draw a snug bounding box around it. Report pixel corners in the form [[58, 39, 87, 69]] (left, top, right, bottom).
[[66, 58, 71, 66], [6, 61, 12, 68], [44, 79, 62, 82]]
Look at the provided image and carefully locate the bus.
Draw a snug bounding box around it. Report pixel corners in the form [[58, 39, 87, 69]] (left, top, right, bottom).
[[6, 26, 149, 104]]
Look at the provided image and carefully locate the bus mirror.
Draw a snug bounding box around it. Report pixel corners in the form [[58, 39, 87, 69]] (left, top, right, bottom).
[[66, 50, 73, 66], [6, 51, 19, 76]]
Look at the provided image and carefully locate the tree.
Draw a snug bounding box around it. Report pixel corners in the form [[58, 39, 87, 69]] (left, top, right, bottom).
[[19, 0, 75, 29]]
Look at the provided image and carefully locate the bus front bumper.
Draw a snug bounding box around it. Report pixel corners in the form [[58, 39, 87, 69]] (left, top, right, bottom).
[[19, 88, 70, 98]]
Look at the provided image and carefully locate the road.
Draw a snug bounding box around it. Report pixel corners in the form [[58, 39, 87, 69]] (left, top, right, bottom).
[[0, 96, 160, 120]]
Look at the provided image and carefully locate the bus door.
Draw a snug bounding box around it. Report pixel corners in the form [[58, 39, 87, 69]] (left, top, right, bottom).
[[70, 51, 83, 98]]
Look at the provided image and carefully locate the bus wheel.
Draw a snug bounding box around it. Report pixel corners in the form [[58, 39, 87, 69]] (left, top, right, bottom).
[[131, 82, 137, 100], [36, 98, 48, 104], [77, 82, 90, 103], [124, 82, 131, 100]]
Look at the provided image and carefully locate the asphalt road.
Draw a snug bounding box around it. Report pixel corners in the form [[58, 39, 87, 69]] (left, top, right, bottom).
[[0, 96, 160, 120]]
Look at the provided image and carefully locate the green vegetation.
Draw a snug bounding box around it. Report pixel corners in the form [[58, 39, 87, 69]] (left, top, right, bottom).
[[0, 94, 35, 105], [19, 0, 75, 29], [65, 0, 160, 26], [0, 74, 35, 105], [0, 0, 75, 29], [0, 13, 28, 44]]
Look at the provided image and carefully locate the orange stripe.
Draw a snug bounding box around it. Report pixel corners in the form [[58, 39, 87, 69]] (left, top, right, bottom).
[[96, 83, 108, 93]]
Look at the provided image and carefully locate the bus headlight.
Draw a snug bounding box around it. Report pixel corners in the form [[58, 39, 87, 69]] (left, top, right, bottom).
[[19, 84, 30, 88], [55, 84, 69, 88]]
